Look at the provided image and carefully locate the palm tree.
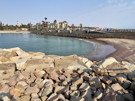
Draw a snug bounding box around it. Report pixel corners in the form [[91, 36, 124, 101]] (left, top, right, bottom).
[[45, 17, 47, 22], [54, 20, 57, 24], [80, 24, 82, 31], [71, 24, 75, 30]]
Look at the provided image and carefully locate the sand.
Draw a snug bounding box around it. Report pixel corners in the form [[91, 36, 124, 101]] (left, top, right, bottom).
[[97, 38, 135, 64], [0, 30, 31, 33]]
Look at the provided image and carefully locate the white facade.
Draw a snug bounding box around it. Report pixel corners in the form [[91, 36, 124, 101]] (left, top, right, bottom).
[[21, 28, 28, 31], [48, 21, 68, 30]]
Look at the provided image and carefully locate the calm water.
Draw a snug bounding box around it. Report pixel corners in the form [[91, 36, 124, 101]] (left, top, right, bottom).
[[0, 33, 116, 60]]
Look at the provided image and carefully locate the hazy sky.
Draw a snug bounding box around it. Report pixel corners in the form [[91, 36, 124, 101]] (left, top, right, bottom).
[[0, 0, 135, 29]]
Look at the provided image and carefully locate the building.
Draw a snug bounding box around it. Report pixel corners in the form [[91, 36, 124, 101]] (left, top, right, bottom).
[[59, 21, 68, 30], [36, 23, 42, 30], [47, 21, 68, 30], [21, 28, 28, 31]]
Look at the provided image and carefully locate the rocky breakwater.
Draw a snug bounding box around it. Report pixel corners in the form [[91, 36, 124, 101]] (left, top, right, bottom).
[[0, 47, 135, 101]]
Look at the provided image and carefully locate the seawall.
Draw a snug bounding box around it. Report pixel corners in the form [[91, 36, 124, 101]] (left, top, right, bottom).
[[31, 30, 135, 39]]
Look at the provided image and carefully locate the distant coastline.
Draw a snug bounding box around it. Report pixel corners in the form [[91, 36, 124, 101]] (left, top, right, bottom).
[[0, 30, 31, 33]]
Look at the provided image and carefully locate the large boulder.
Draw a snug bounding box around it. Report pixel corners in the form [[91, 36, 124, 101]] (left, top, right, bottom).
[[98, 57, 118, 68], [0, 51, 17, 60], [16, 58, 27, 70], [10, 56, 20, 63], [41, 80, 53, 97], [55, 55, 90, 72], [3, 47, 21, 52], [0, 63, 15, 79], [29, 52, 45, 59], [0, 56, 9, 63], [79, 57, 93, 68], [124, 63, 135, 73], [24, 57, 54, 73]]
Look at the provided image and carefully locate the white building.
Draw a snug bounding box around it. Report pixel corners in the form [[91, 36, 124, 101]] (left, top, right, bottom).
[[21, 28, 28, 31], [48, 21, 68, 30]]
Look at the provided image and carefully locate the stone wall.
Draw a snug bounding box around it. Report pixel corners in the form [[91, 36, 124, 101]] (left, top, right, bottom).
[[31, 30, 135, 39], [0, 48, 135, 101]]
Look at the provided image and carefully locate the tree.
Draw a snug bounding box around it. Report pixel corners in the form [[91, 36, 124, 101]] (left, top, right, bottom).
[[71, 24, 75, 30], [80, 24, 83, 31], [45, 17, 47, 21], [0, 21, 2, 26], [80, 24, 82, 28], [27, 23, 32, 30], [54, 20, 57, 24]]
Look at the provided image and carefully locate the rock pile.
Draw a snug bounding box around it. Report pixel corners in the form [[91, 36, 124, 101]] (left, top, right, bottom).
[[0, 48, 135, 101]]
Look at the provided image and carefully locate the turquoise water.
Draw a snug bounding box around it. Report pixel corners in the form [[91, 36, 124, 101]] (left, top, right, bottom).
[[0, 33, 116, 59]]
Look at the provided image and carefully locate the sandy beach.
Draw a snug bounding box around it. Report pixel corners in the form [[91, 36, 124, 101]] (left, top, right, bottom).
[[97, 38, 135, 64], [0, 30, 31, 33]]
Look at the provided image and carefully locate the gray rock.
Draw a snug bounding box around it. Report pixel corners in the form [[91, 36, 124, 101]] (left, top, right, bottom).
[[81, 88, 93, 101], [58, 94, 65, 101], [70, 96, 84, 101], [123, 93, 135, 101], [54, 85, 68, 94], [47, 93, 59, 101], [41, 82, 53, 97], [102, 92, 116, 101], [89, 77, 102, 89], [70, 91, 80, 97], [79, 83, 89, 91], [72, 77, 83, 86], [100, 77, 112, 84], [128, 73, 135, 81], [122, 80, 131, 89], [16, 58, 27, 70], [94, 90, 103, 100], [130, 81, 135, 91]]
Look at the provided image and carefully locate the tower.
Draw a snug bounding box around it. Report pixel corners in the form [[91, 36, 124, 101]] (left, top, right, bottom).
[[17, 21, 19, 26]]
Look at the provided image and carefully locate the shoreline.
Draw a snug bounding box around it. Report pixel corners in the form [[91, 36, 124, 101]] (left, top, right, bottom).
[[0, 31, 135, 63], [96, 38, 135, 64], [0, 30, 31, 33], [82, 39, 116, 61]]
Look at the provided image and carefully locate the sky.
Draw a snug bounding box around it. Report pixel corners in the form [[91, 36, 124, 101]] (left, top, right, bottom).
[[0, 0, 135, 29]]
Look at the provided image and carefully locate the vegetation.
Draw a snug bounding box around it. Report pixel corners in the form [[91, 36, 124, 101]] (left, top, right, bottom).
[[0, 23, 31, 30]]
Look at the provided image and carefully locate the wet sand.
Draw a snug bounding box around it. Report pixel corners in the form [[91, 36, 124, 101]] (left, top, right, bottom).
[[97, 38, 135, 64], [83, 39, 116, 61]]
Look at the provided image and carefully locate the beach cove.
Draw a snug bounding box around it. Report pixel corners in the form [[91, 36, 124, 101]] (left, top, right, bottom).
[[0, 33, 116, 61]]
